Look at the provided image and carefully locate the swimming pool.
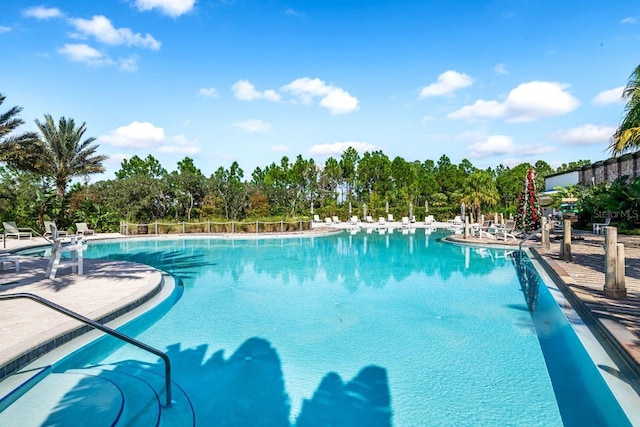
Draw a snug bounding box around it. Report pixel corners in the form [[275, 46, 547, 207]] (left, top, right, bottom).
[[7, 230, 635, 425]]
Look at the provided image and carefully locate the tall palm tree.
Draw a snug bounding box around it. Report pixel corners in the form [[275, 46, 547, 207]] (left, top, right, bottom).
[[461, 170, 500, 220], [33, 114, 107, 197], [610, 64, 640, 154], [0, 93, 39, 163]]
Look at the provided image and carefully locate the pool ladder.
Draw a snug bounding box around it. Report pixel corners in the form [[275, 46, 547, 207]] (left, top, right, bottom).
[[0, 292, 172, 406]]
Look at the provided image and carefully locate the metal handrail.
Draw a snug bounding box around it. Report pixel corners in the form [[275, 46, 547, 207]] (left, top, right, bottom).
[[518, 226, 543, 253], [0, 292, 172, 406]]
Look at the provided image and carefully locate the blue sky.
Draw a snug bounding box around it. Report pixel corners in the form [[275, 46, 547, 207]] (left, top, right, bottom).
[[2, 0, 639, 180]]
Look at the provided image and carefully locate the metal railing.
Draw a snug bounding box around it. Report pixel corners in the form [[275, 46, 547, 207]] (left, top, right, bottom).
[[518, 226, 543, 253], [0, 292, 172, 406]]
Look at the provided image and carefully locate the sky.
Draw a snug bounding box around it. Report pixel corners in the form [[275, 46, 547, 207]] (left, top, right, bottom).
[[2, 0, 639, 181]]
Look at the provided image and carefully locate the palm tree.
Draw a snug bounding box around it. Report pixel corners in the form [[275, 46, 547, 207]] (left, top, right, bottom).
[[610, 64, 640, 154], [33, 115, 107, 197], [461, 170, 500, 220], [0, 93, 39, 163]]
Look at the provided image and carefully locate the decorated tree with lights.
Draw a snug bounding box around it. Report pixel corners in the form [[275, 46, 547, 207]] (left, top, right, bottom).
[[515, 168, 541, 232]]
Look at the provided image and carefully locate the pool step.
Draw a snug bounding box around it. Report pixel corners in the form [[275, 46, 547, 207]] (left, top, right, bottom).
[[0, 364, 194, 427]]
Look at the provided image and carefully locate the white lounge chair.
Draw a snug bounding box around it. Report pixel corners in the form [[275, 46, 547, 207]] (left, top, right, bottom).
[[3, 221, 32, 240], [44, 221, 68, 238], [325, 217, 332, 224], [332, 216, 341, 224], [366, 215, 374, 223], [401, 217, 410, 228], [425, 215, 434, 225], [0, 252, 20, 272], [350, 216, 359, 225], [75, 222, 95, 236], [592, 217, 611, 235], [387, 214, 394, 222], [378, 217, 386, 225], [313, 214, 321, 223]]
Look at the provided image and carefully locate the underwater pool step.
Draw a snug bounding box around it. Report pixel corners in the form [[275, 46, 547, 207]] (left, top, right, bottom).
[[0, 363, 195, 427], [0, 372, 123, 427]]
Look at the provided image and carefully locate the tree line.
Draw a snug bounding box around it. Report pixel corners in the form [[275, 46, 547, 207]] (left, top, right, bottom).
[[1, 77, 638, 234]]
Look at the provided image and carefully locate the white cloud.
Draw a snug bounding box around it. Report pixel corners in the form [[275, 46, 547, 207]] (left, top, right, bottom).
[[551, 124, 616, 146], [69, 15, 161, 50], [421, 116, 435, 122], [467, 135, 515, 158], [23, 6, 63, 19], [118, 55, 139, 72], [285, 9, 305, 17], [134, 0, 195, 17], [448, 81, 580, 123], [593, 86, 624, 105], [199, 87, 218, 98], [232, 80, 281, 102], [97, 121, 165, 148], [157, 135, 200, 155], [418, 70, 474, 99], [319, 87, 360, 115], [106, 153, 132, 165], [271, 145, 289, 152], [233, 119, 273, 133], [621, 17, 637, 24], [309, 141, 376, 156], [57, 43, 111, 66], [281, 77, 359, 114], [494, 63, 509, 75], [466, 135, 555, 159]]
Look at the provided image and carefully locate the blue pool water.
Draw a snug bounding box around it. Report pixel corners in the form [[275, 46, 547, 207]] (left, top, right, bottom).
[[51, 231, 630, 425]]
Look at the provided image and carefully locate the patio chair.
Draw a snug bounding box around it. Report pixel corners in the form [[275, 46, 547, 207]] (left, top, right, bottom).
[[592, 217, 611, 235], [44, 221, 68, 238], [378, 217, 386, 225], [75, 222, 95, 236], [401, 217, 410, 228], [387, 214, 394, 222], [331, 216, 341, 224], [425, 215, 434, 225], [366, 215, 374, 223], [313, 214, 321, 223], [0, 252, 20, 272], [3, 221, 32, 240], [349, 216, 359, 225], [325, 217, 332, 224]]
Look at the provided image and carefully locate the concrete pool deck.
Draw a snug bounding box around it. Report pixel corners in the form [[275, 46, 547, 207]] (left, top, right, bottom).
[[0, 228, 639, 395]]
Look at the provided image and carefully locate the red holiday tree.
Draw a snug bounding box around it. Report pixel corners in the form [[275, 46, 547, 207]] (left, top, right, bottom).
[[515, 168, 541, 232]]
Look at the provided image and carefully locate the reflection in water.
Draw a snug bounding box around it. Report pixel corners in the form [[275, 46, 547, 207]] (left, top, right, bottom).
[[511, 251, 540, 312]]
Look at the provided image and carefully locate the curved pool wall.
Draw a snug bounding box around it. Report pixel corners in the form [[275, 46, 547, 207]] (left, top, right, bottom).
[[17, 230, 634, 426]]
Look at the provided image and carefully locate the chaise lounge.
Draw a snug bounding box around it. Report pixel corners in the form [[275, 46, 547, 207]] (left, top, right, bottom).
[[75, 222, 95, 236], [3, 221, 32, 240]]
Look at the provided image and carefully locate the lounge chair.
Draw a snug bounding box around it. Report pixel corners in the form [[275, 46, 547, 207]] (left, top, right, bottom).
[[313, 214, 321, 223], [75, 222, 95, 236], [44, 221, 68, 238], [592, 217, 611, 235], [425, 215, 434, 225], [366, 215, 374, 223], [325, 217, 332, 224], [387, 214, 394, 222], [332, 216, 341, 224], [349, 216, 359, 225], [378, 217, 386, 225], [0, 252, 20, 272], [3, 221, 32, 240], [401, 217, 410, 228]]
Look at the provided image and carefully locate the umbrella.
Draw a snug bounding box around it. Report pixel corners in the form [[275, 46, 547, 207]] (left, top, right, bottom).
[[461, 202, 466, 218], [363, 203, 367, 219], [385, 201, 389, 214], [349, 202, 352, 216], [409, 202, 413, 219], [310, 203, 314, 215], [425, 200, 429, 214]]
